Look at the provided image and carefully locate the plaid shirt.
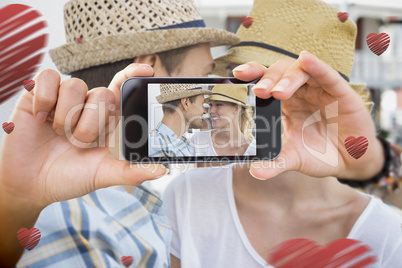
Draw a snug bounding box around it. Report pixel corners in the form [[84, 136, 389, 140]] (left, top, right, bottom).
[[149, 123, 193, 157], [17, 186, 171, 268]]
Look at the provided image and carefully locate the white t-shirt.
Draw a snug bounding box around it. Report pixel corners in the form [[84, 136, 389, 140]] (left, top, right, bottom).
[[162, 166, 402, 268], [190, 130, 256, 156]]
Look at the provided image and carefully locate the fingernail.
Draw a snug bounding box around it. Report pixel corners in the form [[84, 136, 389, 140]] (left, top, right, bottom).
[[249, 169, 265, 181], [36, 112, 49, 122], [155, 168, 170, 179], [271, 78, 290, 93], [298, 51, 308, 60], [232, 64, 249, 72], [252, 78, 273, 91], [140, 64, 153, 71]]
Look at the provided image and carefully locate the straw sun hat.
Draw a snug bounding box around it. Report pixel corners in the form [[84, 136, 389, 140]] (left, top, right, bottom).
[[213, 0, 366, 91], [49, 0, 239, 74], [206, 84, 250, 107], [156, 83, 211, 104]]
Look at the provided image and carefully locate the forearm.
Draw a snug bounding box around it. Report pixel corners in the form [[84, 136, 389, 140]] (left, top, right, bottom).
[[0, 190, 43, 267]]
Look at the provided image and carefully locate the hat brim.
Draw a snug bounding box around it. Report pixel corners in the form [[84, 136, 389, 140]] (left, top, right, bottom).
[[50, 28, 240, 74], [156, 89, 211, 104], [205, 94, 247, 107], [213, 47, 367, 92]]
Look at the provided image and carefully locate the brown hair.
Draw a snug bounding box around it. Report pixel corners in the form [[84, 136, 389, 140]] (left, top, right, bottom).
[[70, 44, 201, 89], [70, 58, 133, 89]]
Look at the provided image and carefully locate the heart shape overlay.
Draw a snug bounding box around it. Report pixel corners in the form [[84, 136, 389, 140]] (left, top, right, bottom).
[[2, 122, 15, 134], [366, 33, 390, 56], [0, 4, 48, 104], [75, 37, 84, 44], [241, 17, 253, 28], [337, 12, 348, 23], [345, 136, 369, 159], [17, 228, 41, 251], [23, 79, 35, 91], [268, 238, 377, 268], [121, 256, 134, 267]]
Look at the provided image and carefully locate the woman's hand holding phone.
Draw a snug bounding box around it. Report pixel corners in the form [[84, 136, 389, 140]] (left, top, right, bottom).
[[234, 51, 384, 181]]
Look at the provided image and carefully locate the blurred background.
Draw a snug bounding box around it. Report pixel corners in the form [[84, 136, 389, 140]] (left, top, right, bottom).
[[2, 0, 402, 195]]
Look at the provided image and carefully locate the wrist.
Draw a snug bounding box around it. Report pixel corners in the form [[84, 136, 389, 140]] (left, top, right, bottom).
[[351, 137, 385, 180], [0, 189, 44, 268], [338, 136, 392, 187], [0, 180, 46, 221]]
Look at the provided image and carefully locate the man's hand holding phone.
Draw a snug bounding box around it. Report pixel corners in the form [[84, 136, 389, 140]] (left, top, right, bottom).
[[0, 64, 166, 266]]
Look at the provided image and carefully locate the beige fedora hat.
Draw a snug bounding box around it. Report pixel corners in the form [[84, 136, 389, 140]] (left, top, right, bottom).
[[156, 83, 211, 104], [206, 84, 249, 107], [213, 0, 366, 91], [50, 0, 240, 74]]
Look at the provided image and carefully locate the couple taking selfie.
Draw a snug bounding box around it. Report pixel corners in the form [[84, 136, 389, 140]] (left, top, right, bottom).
[[1, 0, 402, 267], [149, 83, 256, 157]]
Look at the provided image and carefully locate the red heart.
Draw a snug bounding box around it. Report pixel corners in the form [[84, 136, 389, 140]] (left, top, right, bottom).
[[268, 239, 377, 267], [17, 228, 41, 251], [241, 17, 253, 28], [345, 136, 369, 159], [2, 122, 15, 134], [23, 79, 35, 92], [0, 4, 48, 104], [337, 12, 348, 23], [121, 256, 134, 267], [75, 37, 84, 44], [366, 33, 390, 56]]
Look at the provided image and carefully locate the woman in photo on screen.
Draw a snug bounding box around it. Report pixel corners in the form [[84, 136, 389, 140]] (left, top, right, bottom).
[[190, 84, 256, 156]]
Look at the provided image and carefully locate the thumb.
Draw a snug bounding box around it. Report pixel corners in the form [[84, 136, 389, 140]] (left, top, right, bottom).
[[249, 147, 296, 180], [108, 63, 154, 107], [95, 156, 168, 189]]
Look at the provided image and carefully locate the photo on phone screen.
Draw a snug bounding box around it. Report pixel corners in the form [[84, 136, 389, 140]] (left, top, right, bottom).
[[121, 77, 282, 163]]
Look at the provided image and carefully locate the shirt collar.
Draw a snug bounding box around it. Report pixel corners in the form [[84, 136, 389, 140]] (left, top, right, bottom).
[[156, 122, 189, 144]]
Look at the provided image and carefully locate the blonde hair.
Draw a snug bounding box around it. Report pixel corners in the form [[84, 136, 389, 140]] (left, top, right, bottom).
[[240, 105, 255, 138], [356, 88, 374, 113]]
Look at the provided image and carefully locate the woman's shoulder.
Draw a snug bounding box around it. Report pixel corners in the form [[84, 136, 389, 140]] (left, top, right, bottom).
[[346, 194, 402, 265]]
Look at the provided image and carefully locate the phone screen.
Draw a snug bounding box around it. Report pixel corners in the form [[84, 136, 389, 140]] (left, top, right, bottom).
[[121, 77, 281, 163]]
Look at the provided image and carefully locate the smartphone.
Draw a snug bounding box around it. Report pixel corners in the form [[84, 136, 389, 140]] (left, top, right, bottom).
[[121, 77, 282, 163]]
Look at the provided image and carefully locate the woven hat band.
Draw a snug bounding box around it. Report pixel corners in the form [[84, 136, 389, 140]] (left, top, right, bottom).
[[230, 41, 350, 82], [188, 87, 203, 90], [209, 93, 245, 105], [150, 19, 206, 30]]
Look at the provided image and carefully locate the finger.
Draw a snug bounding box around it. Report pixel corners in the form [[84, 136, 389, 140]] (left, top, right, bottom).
[[251, 58, 296, 99], [108, 63, 154, 108], [297, 51, 353, 98], [33, 69, 61, 122], [249, 144, 298, 180], [233, 62, 272, 98], [95, 158, 168, 189], [52, 78, 88, 135], [232, 61, 267, 81], [258, 58, 310, 101], [71, 87, 115, 145]]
